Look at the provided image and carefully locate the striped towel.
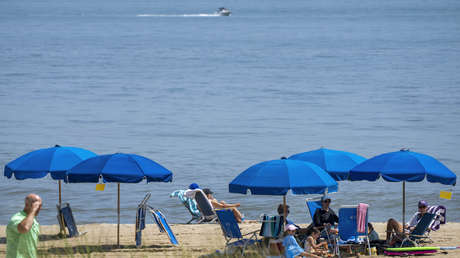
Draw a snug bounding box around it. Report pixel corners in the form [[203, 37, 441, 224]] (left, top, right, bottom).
[[260, 214, 283, 238], [427, 205, 446, 231]]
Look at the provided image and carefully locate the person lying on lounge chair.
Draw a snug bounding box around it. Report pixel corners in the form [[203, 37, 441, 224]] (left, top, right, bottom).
[[203, 188, 244, 223], [386, 200, 428, 244]]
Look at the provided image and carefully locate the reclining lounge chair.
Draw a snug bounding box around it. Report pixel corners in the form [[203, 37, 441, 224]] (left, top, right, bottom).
[[187, 189, 218, 223]]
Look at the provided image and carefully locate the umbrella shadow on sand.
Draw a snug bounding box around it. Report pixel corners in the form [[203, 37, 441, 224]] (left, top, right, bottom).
[[0, 234, 62, 244], [41, 244, 174, 255]]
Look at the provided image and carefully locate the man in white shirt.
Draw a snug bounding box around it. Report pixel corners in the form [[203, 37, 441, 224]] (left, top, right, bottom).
[[385, 200, 429, 244]]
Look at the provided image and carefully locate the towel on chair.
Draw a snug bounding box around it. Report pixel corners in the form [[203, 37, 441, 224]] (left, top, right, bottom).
[[170, 190, 200, 217], [427, 205, 446, 231], [357, 203, 368, 233]]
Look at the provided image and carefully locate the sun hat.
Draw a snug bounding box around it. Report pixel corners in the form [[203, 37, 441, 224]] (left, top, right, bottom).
[[189, 183, 200, 190], [418, 200, 428, 208], [285, 224, 297, 231]]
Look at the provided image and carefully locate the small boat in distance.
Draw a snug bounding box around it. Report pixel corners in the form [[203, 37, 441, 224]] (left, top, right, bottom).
[[216, 7, 231, 16]]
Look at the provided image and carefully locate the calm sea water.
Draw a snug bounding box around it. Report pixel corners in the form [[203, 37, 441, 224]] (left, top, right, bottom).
[[1, 0, 460, 226]]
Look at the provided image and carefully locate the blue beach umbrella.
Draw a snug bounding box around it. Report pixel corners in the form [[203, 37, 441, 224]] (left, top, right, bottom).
[[289, 148, 366, 181], [229, 158, 338, 225], [4, 145, 97, 206], [349, 149, 457, 226], [66, 153, 173, 246]]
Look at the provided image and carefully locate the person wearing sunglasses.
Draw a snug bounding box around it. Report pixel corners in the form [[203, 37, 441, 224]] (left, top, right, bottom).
[[386, 200, 429, 244], [312, 196, 339, 234]]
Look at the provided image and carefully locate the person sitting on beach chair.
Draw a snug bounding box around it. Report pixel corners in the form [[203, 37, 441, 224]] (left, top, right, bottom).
[[312, 196, 339, 235], [386, 200, 431, 245], [203, 188, 244, 223]]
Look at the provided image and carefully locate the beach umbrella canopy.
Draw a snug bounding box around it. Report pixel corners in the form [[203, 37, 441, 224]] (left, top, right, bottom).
[[66, 153, 173, 246], [4, 145, 97, 207], [229, 158, 338, 225], [5, 145, 96, 180], [289, 147, 366, 181], [349, 149, 456, 226]]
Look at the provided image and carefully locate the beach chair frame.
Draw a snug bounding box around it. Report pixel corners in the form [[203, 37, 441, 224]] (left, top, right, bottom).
[[216, 209, 260, 257], [399, 213, 436, 247]]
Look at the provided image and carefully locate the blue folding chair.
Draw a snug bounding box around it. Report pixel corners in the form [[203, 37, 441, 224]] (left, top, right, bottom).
[[337, 205, 371, 257], [306, 200, 322, 221], [216, 209, 260, 256], [400, 213, 436, 247], [135, 193, 179, 247], [57, 203, 85, 238]]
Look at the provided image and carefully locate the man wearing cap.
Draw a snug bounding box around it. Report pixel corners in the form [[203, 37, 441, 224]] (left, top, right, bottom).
[[203, 188, 244, 223], [312, 196, 339, 234], [386, 200, 429, 243]]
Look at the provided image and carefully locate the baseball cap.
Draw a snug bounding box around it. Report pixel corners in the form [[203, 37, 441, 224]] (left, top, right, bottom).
[[286, 224, 297, 231], [418, 200, 428, 208], [189, 183, 200, 190], [203, 188, 213, 195], [321, 195, 331, 202]]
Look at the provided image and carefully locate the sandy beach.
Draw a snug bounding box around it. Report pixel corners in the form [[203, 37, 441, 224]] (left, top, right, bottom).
[[1, 221, 459, 257]]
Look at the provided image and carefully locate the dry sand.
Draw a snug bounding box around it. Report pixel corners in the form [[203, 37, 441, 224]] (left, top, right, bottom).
[[0, 222, 459, 257]]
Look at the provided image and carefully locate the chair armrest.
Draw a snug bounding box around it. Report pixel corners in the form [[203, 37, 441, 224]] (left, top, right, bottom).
[[242, 229, 260, 239]]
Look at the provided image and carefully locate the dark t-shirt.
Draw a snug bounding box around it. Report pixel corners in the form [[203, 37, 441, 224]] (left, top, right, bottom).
[[313, 208, 339, 227]]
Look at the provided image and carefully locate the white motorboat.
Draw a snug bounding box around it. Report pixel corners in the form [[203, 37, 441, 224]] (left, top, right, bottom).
[[216, 7, 231, 16]]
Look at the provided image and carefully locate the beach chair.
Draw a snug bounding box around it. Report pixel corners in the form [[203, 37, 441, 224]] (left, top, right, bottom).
[[56, 203, 85, 238], [135, 193, 150, 247], [216, 209, 260, 257], [259, 214, 284, 256], [135, 193, 179, 247], [150, 209, 179, 245], [170, 190, 201, 224], [399, 213, 436, 247], [192, 189, 218, 223], [306, 200, 322, 221], [337, 204, 371, 258]]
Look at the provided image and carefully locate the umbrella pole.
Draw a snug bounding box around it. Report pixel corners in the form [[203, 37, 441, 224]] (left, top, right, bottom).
[[117, 183, 120, 247], [58, 180, 62, 207], [283, 195, 287, 227], [402, 181, 406, 227]]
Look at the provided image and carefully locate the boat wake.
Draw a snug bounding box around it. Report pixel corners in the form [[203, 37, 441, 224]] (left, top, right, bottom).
[[137, 13, 220, 17]]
